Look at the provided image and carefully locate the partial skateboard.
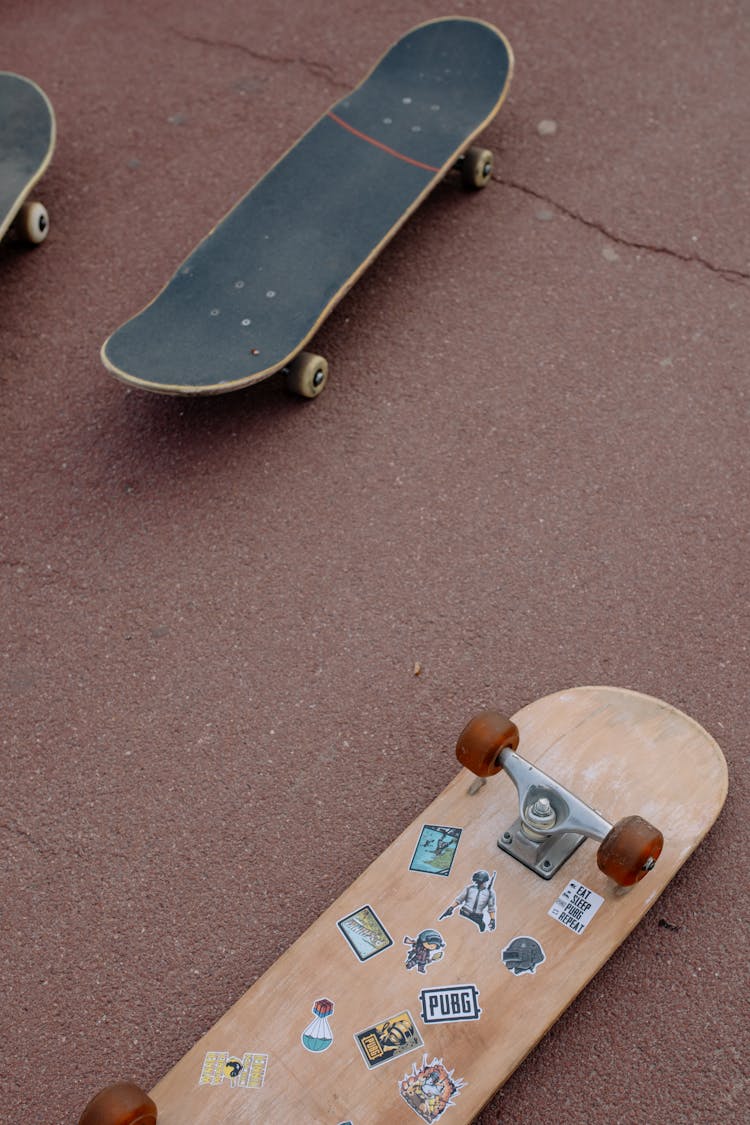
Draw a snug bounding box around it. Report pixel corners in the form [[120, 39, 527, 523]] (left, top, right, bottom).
[[0, 73, 55, 248], [79, 686, 726, 1124], [101, 18, 513, 397]]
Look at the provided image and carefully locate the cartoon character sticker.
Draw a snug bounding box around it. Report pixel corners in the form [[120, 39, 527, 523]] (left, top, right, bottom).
[[399, 1053, 466, 1122], [439, 870, 496, 933], [337, 904, 394, 961], [501, 936, 546, 975], [409, 825, 462, 877], [404, 929, 445, 974], [355, 1010, 423, 1069]]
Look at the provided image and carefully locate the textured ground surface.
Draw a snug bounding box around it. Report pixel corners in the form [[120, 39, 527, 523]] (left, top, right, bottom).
[[1, 2, 747, 1123]]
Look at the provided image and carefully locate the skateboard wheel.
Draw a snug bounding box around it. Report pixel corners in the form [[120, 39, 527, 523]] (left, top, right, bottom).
[[78, 1082, 157, 1125], [17, 200, 49, 244], [285, 352, 328, 398], [456, 709, 519, 776], [461, 146, 493, 189], [597, 815, 664, 886]]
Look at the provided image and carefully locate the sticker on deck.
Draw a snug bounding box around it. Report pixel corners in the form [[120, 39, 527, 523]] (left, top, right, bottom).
[[198, 1051, 268, 1088], [409, 824, 462, 877], [355, 1009, 423, 1069], [548, 881, 604, 934], [337, 904, 394, 961]]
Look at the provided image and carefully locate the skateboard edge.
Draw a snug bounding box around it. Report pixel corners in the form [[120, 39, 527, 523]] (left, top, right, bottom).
[[100, 18, 514, 395], [0, 73, 56, 242]]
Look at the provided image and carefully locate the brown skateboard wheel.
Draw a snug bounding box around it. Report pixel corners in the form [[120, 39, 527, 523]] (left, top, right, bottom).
[[597, 815, 664, 886], [456, 709, 520, 776], [78, 1082, 157, 1125]]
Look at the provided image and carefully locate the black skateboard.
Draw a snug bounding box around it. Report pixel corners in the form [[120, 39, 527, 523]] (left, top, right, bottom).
[[101, 18, 513, 397], [0, 73, 55, 248]]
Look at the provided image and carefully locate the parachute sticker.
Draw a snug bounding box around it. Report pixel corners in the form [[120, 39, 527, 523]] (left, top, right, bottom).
[[301, 998, 335, 1052]]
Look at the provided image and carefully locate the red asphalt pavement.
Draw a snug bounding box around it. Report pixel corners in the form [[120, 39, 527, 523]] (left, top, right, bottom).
[[2, 2, 747, 1122]]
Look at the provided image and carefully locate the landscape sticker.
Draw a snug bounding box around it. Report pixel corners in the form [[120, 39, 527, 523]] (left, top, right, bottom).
[[409, 825, 462, 877]]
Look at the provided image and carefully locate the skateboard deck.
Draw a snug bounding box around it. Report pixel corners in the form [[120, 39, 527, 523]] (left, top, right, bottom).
[[101, 18, 513, 396], [80, 686, 726, 1125], [0, 73, 55, 246]]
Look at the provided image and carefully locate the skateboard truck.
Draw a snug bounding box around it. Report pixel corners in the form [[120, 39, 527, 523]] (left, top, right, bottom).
[[456, 710, 664, 885]]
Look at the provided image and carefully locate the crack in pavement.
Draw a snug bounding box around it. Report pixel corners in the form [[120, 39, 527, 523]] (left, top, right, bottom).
[[172, 29, 350, 91], [497, 175, 750, 285]]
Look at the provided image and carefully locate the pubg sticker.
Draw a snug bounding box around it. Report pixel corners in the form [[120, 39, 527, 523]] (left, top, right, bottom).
[[337, 904, 394, 961], [355, 1009, 423, 1069], [301, 998, 335, 1052], [439, 869, 496, 932], [419, 984, 481, 1024], [501, 936, 546, 975], [198, 1051, 268, 1089], [399, 1053, 466, 1122], [409, 825, 462, 877], [548, 881, 604, 934], [404, 929, 446, 974]]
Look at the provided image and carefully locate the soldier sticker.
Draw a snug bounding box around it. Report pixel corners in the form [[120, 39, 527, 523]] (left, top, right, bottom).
[[419, 984, 481, 1024], [439, 869, 496, 933], [548, 881, 604, 934], [404, 929, 445, 974], [501, 936, 546, 975], [301, 998, 334, 1052], [409, 825, 462, 877], [198, 1051, 268, 1089], [355, 1009, 423, 1069], [399, 1053, 466, 1122], [337, 904, 394, 961]]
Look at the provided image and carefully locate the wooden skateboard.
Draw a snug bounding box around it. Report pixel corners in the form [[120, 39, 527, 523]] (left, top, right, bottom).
[[79, 686, 726, 1124], [0, 73, 55, 248], [100, 18, 513, 397]]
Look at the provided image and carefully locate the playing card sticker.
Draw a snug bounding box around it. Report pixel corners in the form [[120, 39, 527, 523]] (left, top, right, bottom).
[[198, 1051, 268, 1088], [399, 1052, 466, 1121], [355, 1009, 423, 1069], [548, 881, 604, 934], [409, 825, 462, 877], [337, 904, 394, 961]]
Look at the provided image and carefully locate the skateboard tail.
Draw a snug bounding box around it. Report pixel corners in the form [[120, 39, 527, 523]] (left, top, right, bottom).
[[0, 73, 56, 240]]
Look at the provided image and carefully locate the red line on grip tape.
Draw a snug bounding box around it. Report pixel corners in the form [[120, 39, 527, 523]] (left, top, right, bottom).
[[328, 111, 440, 173]]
